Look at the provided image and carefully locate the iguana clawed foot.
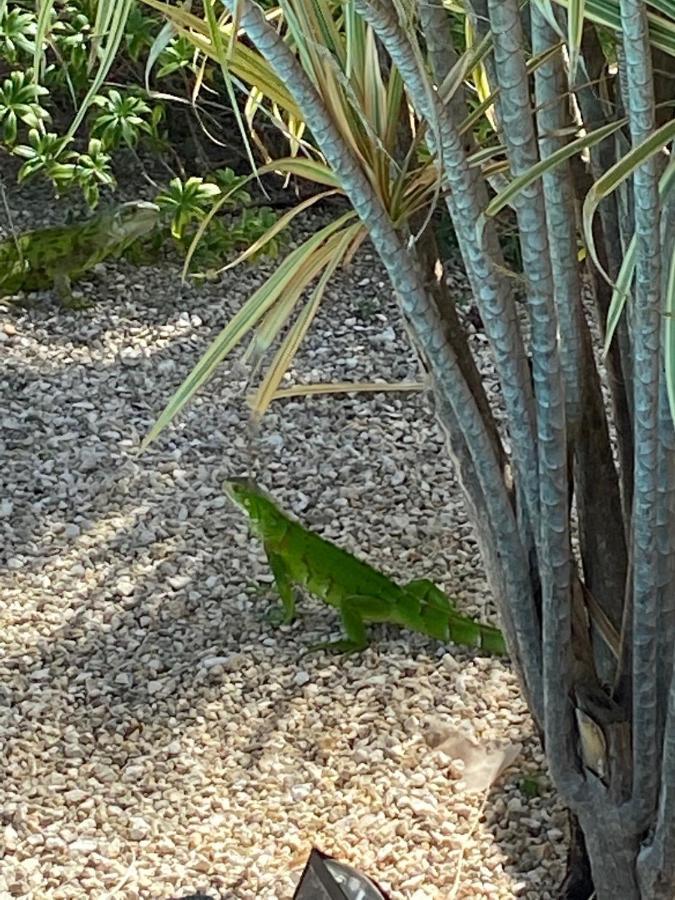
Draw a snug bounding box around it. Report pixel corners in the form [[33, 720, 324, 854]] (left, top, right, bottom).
[[264, 604, 293, 626]]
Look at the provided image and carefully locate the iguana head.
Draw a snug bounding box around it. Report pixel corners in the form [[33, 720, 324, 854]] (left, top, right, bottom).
[[109, 201, 160, 243], [224, 477, 289, 538], [223, 478, 270, 519]]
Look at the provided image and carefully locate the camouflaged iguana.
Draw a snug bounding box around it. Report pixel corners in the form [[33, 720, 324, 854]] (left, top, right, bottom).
[[0, 200, 160, 308], [225, 478, 507, 656]]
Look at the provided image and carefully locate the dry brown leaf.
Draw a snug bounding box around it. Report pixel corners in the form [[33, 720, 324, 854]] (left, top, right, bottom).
[[424, 723, 522, 793]]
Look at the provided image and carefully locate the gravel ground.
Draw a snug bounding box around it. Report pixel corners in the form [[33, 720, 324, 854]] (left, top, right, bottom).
[[0, 173, 569, 899]]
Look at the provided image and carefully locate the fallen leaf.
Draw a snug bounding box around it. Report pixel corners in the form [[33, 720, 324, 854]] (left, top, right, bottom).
[[424, 723, 522, 793]]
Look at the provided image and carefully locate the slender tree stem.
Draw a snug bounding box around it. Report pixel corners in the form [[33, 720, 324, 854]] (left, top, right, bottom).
[[352, 0, 544, 689], [534, 7, 628, 676], [531, 10, 583, 433], [619, 0, 663, 827], [487, 0, 576, 790], [637, 654, 675, 895], [575, 25, 635, 517], [353, 0, 539, 537]]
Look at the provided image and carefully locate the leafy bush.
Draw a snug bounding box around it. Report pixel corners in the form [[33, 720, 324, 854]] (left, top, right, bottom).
[[0, 0, 281, 272], [127, 170, 281, 271]]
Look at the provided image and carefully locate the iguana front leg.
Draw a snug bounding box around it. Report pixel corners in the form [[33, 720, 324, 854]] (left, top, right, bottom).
[[265, 548, 296, 624], [53, 271, 92, 310], [306, 595, 393, 655]]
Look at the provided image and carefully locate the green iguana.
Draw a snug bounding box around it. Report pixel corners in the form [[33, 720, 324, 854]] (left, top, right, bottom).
[[225, 478, 507, 656], [0, 200, 160, 308]]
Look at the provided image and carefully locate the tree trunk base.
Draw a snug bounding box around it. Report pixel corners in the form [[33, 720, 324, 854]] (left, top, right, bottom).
[[576, 805, 641, 900], [557, 813, 594, 899]]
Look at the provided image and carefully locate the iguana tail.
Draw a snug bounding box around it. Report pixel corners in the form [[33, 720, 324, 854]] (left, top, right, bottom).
[[405, 578, 507, 656]]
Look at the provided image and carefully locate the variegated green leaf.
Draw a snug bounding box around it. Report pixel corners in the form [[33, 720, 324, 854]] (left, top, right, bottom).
[[567, 0, 586, 80], [485, 119, 625, 218], [258, 380, 425, 402], [67, 0, 134, 136], [140, 217, 354, 450], [583, 118, 675, 283], [33, 0, 56, 83], [603, 158, 675, 356], [250, 221, 362, 416]]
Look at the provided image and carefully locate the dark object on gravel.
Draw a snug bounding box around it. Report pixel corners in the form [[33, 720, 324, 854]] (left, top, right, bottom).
[[172, 894, 216, 899], [293, 848, 391, 899]]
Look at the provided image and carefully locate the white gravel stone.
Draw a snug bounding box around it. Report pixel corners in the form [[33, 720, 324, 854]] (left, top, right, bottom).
[[0, 171, 568, 899]]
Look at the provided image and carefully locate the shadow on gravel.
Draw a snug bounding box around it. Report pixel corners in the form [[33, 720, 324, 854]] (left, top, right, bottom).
[[1, 504, 322, 897]]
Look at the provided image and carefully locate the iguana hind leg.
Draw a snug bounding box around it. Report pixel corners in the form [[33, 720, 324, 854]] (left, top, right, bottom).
[[404, 578, 506, 653], [266, 548, 296, 624], [403, 578, 454, 641], [448, 614, 507, 656], [404, 578, 457, 611]]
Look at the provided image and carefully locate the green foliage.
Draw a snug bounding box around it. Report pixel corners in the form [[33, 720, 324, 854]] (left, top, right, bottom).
[[13, 128, 74, 183], [182, 206, 281, 269], [47, 5, 92, 94], [124, 3, 157, 61], [0, 4, 37, 61], [0, 1, 202, 207], [205, 166, 252, 203], [156, 34, 196, 78], [90, 89, 156, 150], [72, 138, 115, 207], [0, 70, 49, 144], [155, 175, 222, 239], [149, 171, 281, 267], [0, 3, 280, 278]]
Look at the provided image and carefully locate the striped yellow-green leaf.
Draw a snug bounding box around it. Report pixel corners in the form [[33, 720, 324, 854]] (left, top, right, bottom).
[[532, 0, 566, 37], [144, 16, 178, 88], [249, 221, 362, 416], [183, 183, 344, 281], [67, 0, 134, 136], [485, 118, 625, 218], [465, 14, 497, 131], [218, 188, 344, 273], [66, 0, 134, 138], [603, 158, 675, 356], [90, 0, 122, 69], [140, 0, 299, 114], [583, 118, 675, 283], [259, 157, 341, 188], [33, 0, 56, 83], [255, 380, 426, 403], [139, 216, 355, 450], [551, 0, 675, 56], [242, 230, 348, 370], [567, 0, 586, 81], [203, 0, 260, 187], [458, 41, 563, 137]]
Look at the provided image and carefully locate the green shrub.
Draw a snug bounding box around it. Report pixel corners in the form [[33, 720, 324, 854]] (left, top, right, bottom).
[[0, 1, 281, 272]]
